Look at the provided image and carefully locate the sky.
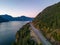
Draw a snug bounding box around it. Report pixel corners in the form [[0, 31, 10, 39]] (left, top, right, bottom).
[[0, 0, 60, 17]]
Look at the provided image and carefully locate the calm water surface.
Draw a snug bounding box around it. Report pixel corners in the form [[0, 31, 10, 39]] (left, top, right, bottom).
[[0, 21, 28, 45]]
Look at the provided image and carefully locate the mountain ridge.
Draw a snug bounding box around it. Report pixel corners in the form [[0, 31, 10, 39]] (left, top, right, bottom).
[[0, 14, 34, 22]]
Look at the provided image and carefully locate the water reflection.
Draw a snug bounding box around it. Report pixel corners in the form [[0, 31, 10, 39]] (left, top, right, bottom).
[[0, 21, 28, 45]]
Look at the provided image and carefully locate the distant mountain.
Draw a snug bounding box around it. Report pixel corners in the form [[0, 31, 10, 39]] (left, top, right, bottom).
[[0, 14, 14, 21], [0, 14, 34, 22], [14, 16, 33, 21], [0, 16, 9, 22]]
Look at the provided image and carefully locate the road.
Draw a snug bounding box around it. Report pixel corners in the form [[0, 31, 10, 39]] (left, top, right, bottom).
[[30, 23, 52, 45]]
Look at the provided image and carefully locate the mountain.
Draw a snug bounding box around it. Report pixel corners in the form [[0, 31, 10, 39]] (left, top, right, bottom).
[[14, 16, 33, 21], [32, 2, 60, 45], [33, 2, 60, 29], [0, 14, 14, 21], [0, 16, 9, 22], [0, 15, 34, 23], [13, 2, 60, 45]]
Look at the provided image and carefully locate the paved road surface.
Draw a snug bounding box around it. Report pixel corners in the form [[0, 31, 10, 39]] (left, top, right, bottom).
[[30, 23, 52, 45]]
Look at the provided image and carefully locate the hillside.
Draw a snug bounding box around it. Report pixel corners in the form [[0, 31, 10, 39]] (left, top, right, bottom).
[[32, 2, 60, 45], [12, 23, 39, 45]]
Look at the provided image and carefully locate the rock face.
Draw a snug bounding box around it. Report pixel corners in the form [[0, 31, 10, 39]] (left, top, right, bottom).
[[32, 2, 60, 45]]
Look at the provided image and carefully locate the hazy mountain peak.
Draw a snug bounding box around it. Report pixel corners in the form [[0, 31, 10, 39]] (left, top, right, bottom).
[[20, 16, 26, 17]]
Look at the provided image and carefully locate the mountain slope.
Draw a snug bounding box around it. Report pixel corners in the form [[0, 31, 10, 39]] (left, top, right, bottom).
[[12, 23, 38, 45], [32, 2, 60, 45]]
